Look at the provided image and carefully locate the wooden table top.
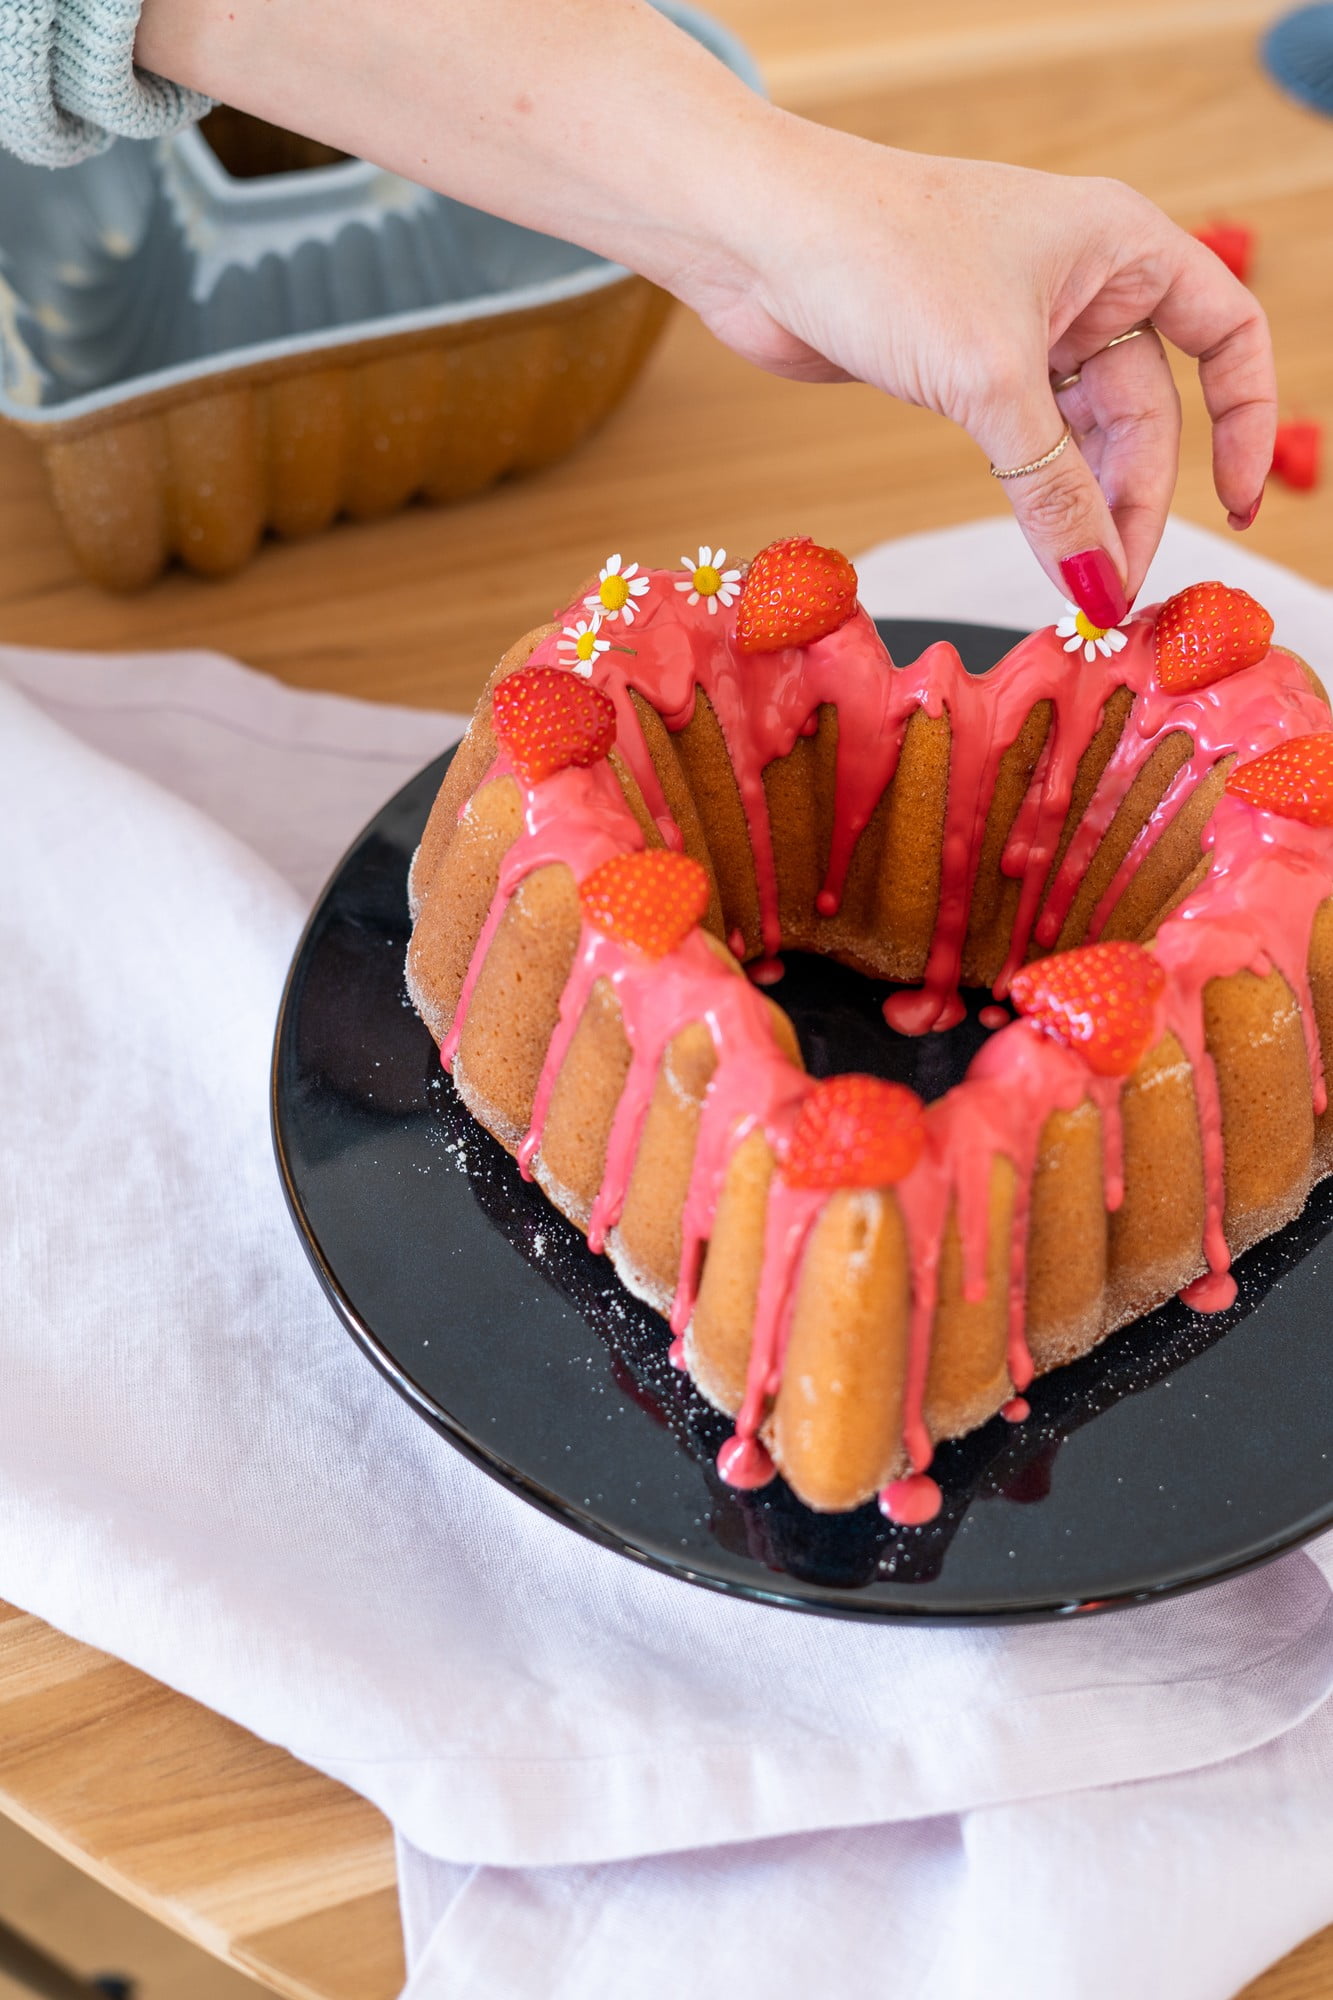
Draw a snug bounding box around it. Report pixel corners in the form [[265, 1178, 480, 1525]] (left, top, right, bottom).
[[1, 2, 1331, 1995]]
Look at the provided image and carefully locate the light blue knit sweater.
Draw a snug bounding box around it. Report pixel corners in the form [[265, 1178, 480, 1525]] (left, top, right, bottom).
[[1, 0, 210, 165]]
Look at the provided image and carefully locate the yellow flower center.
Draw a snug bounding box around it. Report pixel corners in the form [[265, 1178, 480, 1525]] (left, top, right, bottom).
[[575, 630, 598, 661], [1074, 609, 1108, 643], [692, 564, 722, 596], [599, 575, 630, 612]]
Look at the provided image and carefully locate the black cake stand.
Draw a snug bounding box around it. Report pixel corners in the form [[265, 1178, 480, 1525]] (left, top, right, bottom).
[[272, 620, 1333, 1622]]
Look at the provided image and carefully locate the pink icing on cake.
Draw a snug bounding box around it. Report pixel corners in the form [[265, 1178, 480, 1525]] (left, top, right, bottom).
[[438, 563, 1333, 1510]]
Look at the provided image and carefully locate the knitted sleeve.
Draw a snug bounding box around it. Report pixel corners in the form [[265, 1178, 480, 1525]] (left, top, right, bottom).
[[0, 0, 212, 166]]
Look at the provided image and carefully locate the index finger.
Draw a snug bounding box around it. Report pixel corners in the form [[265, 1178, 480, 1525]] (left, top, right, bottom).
[[1148, 238, 1277, 525], [1056, 326, 1182, 603]]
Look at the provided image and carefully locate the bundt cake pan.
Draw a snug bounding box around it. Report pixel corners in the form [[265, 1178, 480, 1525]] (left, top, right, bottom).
[[0, 4, 759, 591]]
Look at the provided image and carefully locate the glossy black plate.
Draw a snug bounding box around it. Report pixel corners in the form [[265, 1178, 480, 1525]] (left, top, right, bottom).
[[272, 620, 1333, 1621]]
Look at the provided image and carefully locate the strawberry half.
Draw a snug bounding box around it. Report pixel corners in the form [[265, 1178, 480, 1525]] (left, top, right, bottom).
[[491, 666, 617, 785], [782, 1075, 926, 1190], [1193, 220, 1254, 282], [580, 850, 710, 958], [1010, 941, 1165, 1078], [1271, 419, 1321, 493], [1226, 734, 1333, 827], [735, 537, 858, 654], [1153, 582, 1274, 692]]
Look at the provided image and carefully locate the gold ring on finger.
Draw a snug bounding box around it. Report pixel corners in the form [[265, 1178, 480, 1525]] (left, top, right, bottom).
[[989, 423, 1074, 481], [1049, 319, 1158, 397]]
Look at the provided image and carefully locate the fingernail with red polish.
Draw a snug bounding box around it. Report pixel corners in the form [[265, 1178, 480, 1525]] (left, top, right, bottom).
[[1059, 549, 1128, 629], [1228, 493, 1263, 532]]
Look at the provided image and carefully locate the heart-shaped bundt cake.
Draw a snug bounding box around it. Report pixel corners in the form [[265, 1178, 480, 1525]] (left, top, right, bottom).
[[406, 543, 1333, 1520]]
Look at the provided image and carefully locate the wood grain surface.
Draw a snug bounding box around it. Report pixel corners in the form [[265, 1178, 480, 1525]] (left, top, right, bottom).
[[0, 1604, 402, 1999], [1, 2, 1331, 1995]]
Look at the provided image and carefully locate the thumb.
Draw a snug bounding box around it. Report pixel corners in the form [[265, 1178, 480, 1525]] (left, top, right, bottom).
[[979, 392, 1129, 630]]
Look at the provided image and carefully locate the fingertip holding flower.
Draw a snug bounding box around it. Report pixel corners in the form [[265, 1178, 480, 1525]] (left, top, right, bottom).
[[1055, 600, 1131, 663], [1058, 549, 1128, 631]]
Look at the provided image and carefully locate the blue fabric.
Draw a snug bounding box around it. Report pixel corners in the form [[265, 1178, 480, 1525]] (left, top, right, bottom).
[[1263, 4, 1333, 119], [0, 0, 211, 166]]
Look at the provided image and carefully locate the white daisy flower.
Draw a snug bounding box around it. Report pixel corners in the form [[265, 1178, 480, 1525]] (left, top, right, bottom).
[[674, 544, 743, 614], [558, 614, 611, 674], [1055, 600, 1131, 664], [585, 552, 651, 625]]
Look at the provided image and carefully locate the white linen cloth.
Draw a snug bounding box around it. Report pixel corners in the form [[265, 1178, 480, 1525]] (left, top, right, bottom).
[[4, 515, 1333, 1999]]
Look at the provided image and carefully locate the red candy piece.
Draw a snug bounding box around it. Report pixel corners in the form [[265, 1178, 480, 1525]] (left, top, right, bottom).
[[1193, 220, 1254, 283], [735, 537, 858, 654], [580, 850, 711, 958], [1226, 734, 1333, 828], [1153, 581, 1274, 692], [782, 1074, 926, 1190], [1271, 420, 1322, 492], [1010, 941, 1165, 1078], [491, 666, 616, 785]]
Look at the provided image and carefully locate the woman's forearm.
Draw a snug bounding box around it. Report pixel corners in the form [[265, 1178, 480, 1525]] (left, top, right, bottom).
[[136, 0, 1276, 612], [135, 0, 793, 302]]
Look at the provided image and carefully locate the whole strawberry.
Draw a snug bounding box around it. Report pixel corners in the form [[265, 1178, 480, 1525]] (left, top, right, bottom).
[[491, 666, 616, 784], [1226, 733, 1333, 827], [1009, 941, 1164, 1077], [782, 1074, 926, 1189], [580, 850, 710, 958], [1153, 582, 1274, 692], [735, 537, 858, 654]]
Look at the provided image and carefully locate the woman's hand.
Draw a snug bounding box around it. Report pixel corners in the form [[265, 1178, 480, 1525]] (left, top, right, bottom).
[[137, 0, 1276, 626], [683, 126, 1275, 623]]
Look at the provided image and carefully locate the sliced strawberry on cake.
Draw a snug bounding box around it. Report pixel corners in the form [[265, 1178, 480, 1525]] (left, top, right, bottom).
[[782, 1074, 926, 1188], [580, 850, 711, 958], [735, 537, 858, 654], [1009, 941, 1165, 1077], [1226, 734, 1333, 827], [1153, 582, 1274, 693], [492, 665, 617, 783]]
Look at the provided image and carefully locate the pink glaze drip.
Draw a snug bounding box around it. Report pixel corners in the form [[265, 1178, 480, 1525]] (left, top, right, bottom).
[[1100, 1079, 1126, 1213], [718, 1434, 776, 1489], [1001, 1396, 1031, 1423], [879, 1474, 943, 1525], [443, 755, 643, 1078], [748, 957, 785, 987], [891, 1022, 1132, 1471], [1181, 1269, 1239, 1312], [1034, 715, 1156, 952], [979, 1005, 1010, 1030], [1085, 759, 1205, 944], [1150, 791, 1333, 1285], [718, 1174, 827, 1481], [521, 925, 804, 1262], [670, 1038, 808, 1338], [441, 567, 1333, 1506], [895, 1155, 951, 1471]]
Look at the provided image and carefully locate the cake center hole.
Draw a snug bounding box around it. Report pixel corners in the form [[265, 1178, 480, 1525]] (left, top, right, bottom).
[[773, 953, 1003, 1103]]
